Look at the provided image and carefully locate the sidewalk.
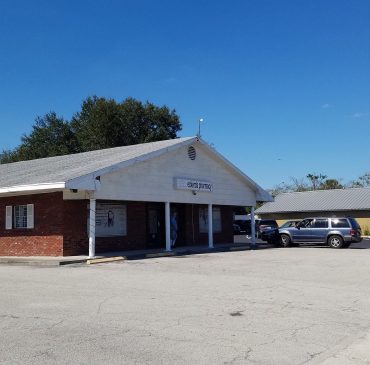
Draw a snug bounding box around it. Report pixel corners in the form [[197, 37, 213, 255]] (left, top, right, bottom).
[[0, 241, 270, 267]]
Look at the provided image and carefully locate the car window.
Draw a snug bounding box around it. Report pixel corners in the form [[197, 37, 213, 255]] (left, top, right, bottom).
[[280, 221, 292, 228], [299, 219, 313, 228], [260, 220, 277, 226], [312, 219, 328, 228], [331, 218, 350, 228], [348, 217, 360, 229]]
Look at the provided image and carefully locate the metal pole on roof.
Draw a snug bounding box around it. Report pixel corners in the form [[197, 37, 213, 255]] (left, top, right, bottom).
[[197, 118, 204, 137]]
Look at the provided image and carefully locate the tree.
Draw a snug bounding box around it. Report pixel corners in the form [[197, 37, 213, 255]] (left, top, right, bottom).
[[350, 173, 370, 188], [270, 173, 344, 195], [320, 179, 343, 190], [306, 173, 327, 190], [0, 112, 78, 163], [0, 96, 182, 163], [70, 96, 182, 152]]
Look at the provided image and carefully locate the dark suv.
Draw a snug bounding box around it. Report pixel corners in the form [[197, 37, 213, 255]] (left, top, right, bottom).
[[279, 217, 362, 248], [256, 219, 278, 239]]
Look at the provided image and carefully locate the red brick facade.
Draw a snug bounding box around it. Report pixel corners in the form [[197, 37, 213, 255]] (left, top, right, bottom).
[[0, 192, 64, 256], [0, 192, 233, 256]]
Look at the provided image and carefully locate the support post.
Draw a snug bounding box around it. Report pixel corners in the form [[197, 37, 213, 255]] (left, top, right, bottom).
[[165, 202, 171, 251], [208, 204, 214, 248], [88, 198, 96, 258], [250, 206, 257, 249]]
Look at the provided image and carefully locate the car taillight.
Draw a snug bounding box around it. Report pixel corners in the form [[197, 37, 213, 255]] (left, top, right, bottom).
[[350, 229, 356, 236]]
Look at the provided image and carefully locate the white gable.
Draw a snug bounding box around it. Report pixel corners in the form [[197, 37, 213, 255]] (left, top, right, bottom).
[[93, 143, 259, 206]]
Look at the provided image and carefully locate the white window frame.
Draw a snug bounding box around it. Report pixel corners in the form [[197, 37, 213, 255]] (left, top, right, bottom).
[[7, 204, 34, 229]]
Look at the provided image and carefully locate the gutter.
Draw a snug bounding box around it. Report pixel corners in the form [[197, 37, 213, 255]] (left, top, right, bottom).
[[0, 182, 65, 195]]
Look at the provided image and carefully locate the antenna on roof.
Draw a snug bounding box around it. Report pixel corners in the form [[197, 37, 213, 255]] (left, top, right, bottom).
[[197, 118, 204, 138]]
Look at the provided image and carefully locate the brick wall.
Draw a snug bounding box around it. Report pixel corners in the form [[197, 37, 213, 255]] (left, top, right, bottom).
[[0, 194, 234, 256], [0, 192, 64, 256]]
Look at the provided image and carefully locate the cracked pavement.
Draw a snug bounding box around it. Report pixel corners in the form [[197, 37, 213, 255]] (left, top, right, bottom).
[[1, 246, 370, 364]]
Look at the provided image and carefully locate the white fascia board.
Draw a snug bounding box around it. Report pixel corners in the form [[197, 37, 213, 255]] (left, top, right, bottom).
[[0, 182, 65, 195], [197, 139, 273, 202], [66, 137, 199, 189]]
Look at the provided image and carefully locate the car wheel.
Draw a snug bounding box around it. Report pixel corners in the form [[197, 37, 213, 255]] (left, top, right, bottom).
[[280, 234, 291, 247], [328, 235, 344, 249]]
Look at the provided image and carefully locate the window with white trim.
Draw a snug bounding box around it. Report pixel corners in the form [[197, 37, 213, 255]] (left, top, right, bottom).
[[199, 207, 222, 233], [5, 204, 34, 229]]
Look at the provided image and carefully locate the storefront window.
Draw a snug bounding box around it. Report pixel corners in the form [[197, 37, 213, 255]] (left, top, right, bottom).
[[199, 207, 222, 233]]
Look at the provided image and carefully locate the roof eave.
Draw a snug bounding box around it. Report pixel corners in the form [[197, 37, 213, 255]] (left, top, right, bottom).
[[0, 182, 66, 196]]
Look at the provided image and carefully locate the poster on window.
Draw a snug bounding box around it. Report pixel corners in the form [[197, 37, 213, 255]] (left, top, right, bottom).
[[199, 207, 222, 233], [95, 203, 127, 237]]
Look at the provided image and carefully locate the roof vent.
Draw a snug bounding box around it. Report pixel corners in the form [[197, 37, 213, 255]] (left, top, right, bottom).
[[188, 146, 196, 160]]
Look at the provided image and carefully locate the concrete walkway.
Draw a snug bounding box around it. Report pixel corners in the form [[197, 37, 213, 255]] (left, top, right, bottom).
[[0, 241, 268, 266], [1, 237, 369, 266]]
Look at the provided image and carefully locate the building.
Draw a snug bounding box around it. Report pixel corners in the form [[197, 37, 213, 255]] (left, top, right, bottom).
[[256, 188, 370, 233], [0, 137, 272, 257]]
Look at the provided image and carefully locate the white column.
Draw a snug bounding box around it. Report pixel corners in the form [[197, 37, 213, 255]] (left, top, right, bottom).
[[165, 202, 171, 251], [208, 204, 214, 248], [250, 206, 257, 248], [88, 198, 96, 258]]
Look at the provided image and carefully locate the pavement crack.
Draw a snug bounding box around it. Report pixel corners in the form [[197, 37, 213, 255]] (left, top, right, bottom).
[[96, 296, 115, 316]]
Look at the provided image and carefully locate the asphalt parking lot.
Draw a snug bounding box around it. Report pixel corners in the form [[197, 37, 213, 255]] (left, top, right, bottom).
[[1, 244, 370, 365]]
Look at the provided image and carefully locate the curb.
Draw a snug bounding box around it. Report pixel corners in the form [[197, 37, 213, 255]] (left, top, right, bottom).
[[86, 256, 126, 265]]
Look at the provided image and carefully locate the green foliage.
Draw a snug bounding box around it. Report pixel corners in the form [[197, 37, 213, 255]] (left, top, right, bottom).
[[363, 226, 370, 236], [0, 96, 182, 163], [70, 96, 181, 152], [271, 174, 344, 195], [306, 173, 327, 190], [320, 179, 343, 190], [0, 112, 78, 163], [350, 173, 370, 188]]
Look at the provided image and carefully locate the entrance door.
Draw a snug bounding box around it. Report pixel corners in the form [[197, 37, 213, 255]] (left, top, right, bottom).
[[147, 204, 165, 248]]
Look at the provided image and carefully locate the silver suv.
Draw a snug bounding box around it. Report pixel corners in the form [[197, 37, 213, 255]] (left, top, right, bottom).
[[279, 217, 362, 248]]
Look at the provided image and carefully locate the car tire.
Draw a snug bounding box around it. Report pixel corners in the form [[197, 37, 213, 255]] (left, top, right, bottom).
[[328, 235, 344, 249], [280, 234, 291, 247]]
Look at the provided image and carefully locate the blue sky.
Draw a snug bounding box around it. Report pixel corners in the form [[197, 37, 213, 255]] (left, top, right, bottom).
[[0, 0, 369, 189]]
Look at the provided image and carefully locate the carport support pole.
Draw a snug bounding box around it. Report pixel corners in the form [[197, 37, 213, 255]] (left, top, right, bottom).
[[88, 198, 96, 258], [208, 204, 214, 248], [250, 206, 257, 249], [165, 202, 171, 251]]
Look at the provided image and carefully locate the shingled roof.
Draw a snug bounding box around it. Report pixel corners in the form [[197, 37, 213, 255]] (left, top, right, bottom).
[[0, 137, 195, 188], [0, 137, 272, 201], [256, 188, 370, 214]]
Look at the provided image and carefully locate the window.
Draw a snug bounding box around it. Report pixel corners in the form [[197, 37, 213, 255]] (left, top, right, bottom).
[[199, 207, 222, 233], [14, 205, 28, 228], [312, 219, 328, 228], [299, 219, 313, 228], [88, 203, 127, 237], [331, 218, 350, 228], [5, 204, 34, 229]]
